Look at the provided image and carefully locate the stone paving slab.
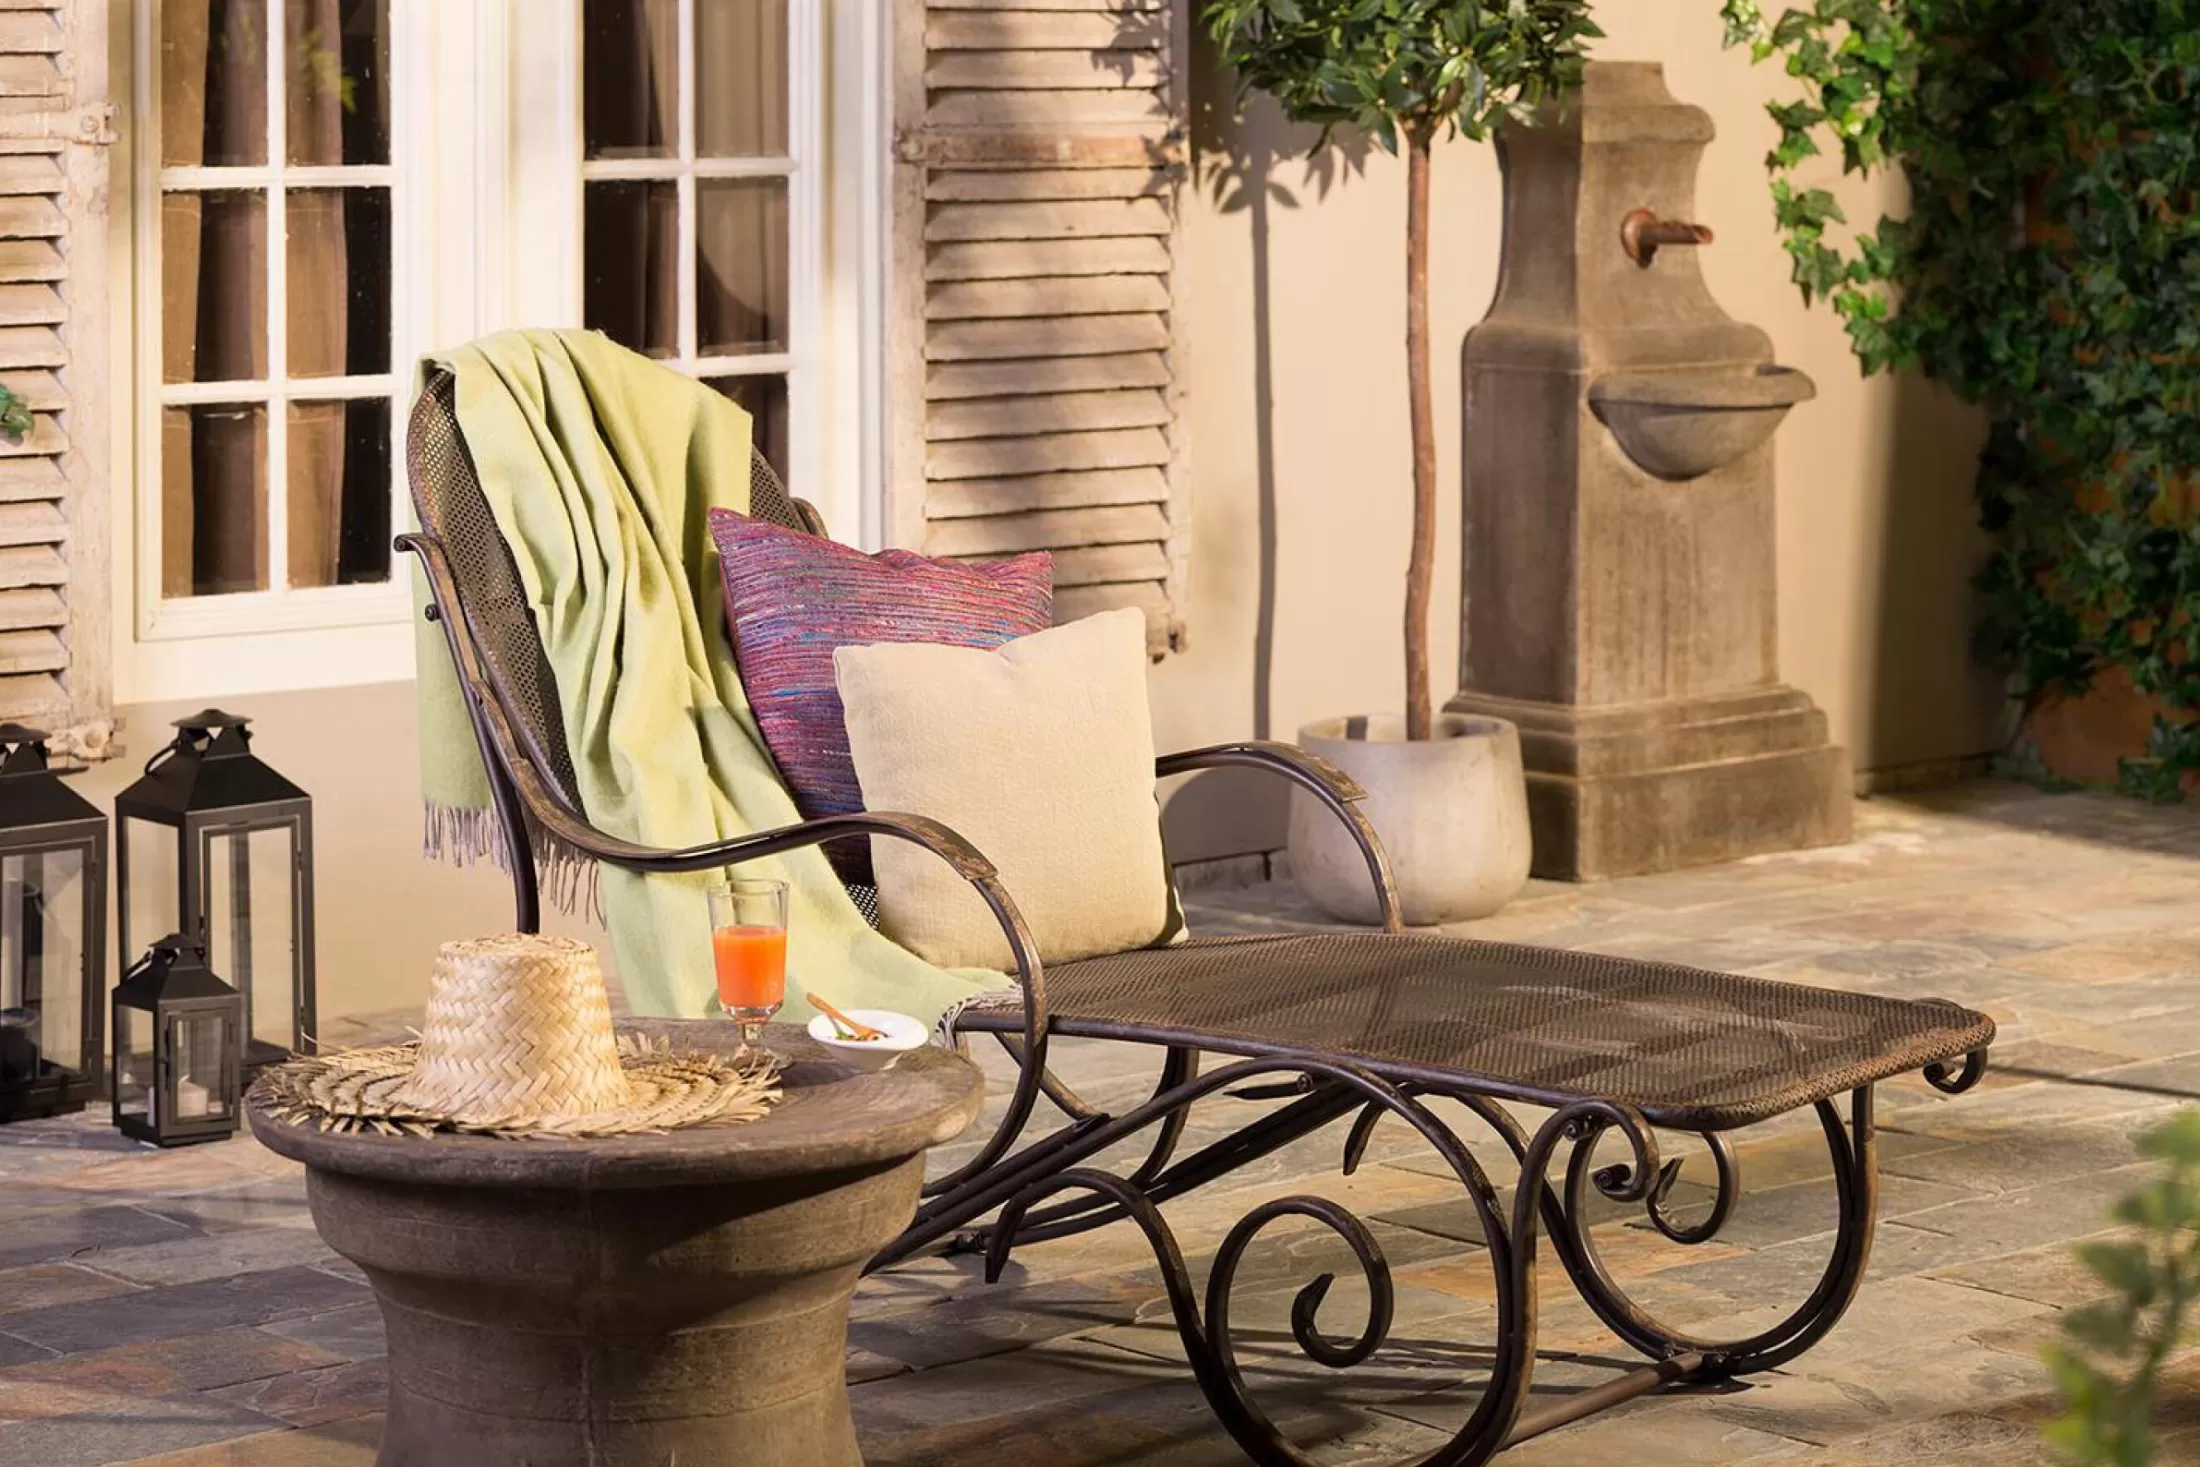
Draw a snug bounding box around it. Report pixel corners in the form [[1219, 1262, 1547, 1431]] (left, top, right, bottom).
[[204, 1359, 386, 1429], [120, 1414, 381, 1466], [0, 1205, 201, 1272], [256, 1303, 385, 1364], [0, 1264, 144, 1314], [0, 1391, 282, 1467], [0, 1328, 342, 1419], [2, 782, 2199, 1465], [0, 1269, 368, 1357]]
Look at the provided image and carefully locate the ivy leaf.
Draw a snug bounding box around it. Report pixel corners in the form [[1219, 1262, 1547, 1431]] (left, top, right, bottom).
[[1727, 0, 2200, 803], [0, 387, 29, 445]]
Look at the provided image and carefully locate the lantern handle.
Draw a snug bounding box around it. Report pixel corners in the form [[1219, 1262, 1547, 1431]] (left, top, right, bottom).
[[141, 728, 192, 778]]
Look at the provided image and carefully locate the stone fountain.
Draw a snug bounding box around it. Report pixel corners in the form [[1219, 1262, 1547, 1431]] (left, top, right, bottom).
[[1447, 62, 1850, 880]]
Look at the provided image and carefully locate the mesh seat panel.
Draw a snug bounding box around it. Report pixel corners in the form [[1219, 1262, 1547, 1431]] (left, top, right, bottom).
[[962, 934, 1994, 1130]]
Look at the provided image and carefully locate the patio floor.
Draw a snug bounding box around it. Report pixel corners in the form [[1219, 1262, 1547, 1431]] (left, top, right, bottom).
[[5, 780, 2200, 1465]]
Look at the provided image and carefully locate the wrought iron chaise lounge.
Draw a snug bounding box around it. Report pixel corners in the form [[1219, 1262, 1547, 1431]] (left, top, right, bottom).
[[399, 367, 1996, 1467]]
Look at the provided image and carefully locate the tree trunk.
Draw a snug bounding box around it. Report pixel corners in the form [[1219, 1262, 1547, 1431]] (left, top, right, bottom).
[[1403, 125, 1437, 742]]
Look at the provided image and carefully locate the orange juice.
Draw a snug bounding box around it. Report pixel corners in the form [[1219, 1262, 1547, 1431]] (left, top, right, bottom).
[[712, 925, 788, 1010]]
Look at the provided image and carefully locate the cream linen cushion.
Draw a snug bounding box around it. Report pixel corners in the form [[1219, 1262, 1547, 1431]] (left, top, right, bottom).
[[833, 607, 1176, 970]]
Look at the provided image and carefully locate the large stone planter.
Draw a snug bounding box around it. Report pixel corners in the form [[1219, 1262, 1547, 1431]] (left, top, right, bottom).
[[249, 1024, 984, 1467], [1289, 713, 1532, 926]]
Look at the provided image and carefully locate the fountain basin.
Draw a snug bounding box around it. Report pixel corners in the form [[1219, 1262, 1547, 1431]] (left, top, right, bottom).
[[1589, 364, 1816, 481]]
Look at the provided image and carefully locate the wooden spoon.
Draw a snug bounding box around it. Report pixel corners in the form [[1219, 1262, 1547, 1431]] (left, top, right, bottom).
[[806, 991, 887, 1042]]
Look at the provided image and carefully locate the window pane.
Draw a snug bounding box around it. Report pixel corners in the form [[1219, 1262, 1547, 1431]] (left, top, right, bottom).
[[288, 187, 390, 377], [583, 0, 678, 160], [584, 181, 679, 358], [114, 1004, 148, 1122], [173, 1012, 236, 1121], [286, 0, 391, 166], [696, 180, 787, 358], [708, 376, 789, 484], [202, 826, 300, 1055], [0, 850, 86, 1077], [161, 404, 269, 597], [162, 191, 267, 384], [122, 818, 181, 964], [288, 398, 392, 588], [161, 0, 269, 168], [696, 0, 788, 157]]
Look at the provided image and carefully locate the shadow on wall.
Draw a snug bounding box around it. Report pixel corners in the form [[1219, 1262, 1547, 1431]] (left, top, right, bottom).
[[1865, 373, 2003, 780], [1163, 34, 1370, 866]]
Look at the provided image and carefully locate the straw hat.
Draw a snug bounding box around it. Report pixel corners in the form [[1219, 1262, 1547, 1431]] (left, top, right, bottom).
[[254, 933, 778, 1138]]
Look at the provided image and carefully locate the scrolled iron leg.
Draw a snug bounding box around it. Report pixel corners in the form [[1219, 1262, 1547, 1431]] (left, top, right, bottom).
[[943, 1070, 1923, 1462], [983, 1063, 1532, 1467], [1538, 1088, 1881, 1377], [1925, 1048, 1989, 1094]]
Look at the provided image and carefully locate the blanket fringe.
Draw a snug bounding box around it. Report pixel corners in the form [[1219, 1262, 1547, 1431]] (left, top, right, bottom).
[[422, 803, 502, 869], [422, 802, 606, 925], [935, 986, 1021, 1049]]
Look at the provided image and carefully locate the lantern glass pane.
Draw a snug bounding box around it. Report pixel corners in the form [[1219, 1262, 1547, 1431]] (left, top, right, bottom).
[[124, 816, 181, 963], [114, 1003, 150, 1124], [202, 826, 299, 1056], [169, 1010, 235, 1125], [0, 849, 85, 1079]]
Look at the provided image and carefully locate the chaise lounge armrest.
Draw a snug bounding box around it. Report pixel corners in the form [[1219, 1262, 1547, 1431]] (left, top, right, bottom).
[[1156, 740, 1402, 932]]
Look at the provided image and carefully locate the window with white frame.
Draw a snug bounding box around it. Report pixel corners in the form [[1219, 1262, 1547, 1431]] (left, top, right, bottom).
[[140, 0, 401, 633], [578, 0, 811, 483]]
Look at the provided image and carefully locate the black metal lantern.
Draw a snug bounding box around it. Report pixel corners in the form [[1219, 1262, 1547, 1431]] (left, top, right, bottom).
[[112, 933, 244, 1146], [115, 711, 315, 1072], [0, 724, 108, 1123]]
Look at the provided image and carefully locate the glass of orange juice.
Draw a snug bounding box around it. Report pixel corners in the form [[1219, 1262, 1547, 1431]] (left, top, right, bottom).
[[707, 878, 788, 1054]]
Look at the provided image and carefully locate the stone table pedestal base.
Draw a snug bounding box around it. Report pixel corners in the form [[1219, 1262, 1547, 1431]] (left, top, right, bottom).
[[250, 1026, 983, 1467]]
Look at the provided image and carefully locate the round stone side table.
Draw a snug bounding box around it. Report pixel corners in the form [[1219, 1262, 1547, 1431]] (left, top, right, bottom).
[[248, 1022, 984, 1467]]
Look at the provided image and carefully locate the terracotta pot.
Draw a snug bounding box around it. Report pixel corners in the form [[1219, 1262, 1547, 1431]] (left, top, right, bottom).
[[1288, 713, 1532, 926], [2021, 664, 2200, 794]]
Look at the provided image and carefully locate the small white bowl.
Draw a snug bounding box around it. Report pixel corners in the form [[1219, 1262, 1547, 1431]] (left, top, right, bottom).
[[806, 1008, 929, 1072]]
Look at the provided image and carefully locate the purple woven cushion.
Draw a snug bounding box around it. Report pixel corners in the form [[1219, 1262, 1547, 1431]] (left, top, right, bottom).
[[708, 508, 1054, 884]]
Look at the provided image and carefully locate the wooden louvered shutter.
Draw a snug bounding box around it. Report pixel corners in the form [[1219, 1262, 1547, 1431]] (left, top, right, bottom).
[[890, 0, 1189, 657], [0, 1, 108, 741]]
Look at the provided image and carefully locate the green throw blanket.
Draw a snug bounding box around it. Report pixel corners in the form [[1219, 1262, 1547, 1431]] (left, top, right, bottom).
[[414, 329, 1012, 1025]]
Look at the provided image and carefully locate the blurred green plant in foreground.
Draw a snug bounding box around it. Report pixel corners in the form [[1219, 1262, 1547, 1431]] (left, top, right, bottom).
[[2048, 1110, 2200, 1465]]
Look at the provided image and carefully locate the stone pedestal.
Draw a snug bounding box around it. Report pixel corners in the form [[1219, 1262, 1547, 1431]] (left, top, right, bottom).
[[250, 1025, 985, 1467], [1449, 62, 1850, 880]]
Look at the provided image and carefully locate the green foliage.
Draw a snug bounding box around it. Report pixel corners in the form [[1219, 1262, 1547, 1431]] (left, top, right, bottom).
[[0, 385, 31, 445], [1723, 0, 2200, 798], [1199, 0, 1601, 153], [2044, 1110, 2200, 1466]]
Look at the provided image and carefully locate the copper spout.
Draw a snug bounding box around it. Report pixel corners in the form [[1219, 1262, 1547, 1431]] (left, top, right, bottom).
[[1621, 208, 1714, 267]]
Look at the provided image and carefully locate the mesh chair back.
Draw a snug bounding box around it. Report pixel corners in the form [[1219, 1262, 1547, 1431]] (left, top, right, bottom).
[[404, 365, 807, 815]]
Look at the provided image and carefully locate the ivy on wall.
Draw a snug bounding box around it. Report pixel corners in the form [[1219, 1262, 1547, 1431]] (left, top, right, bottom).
[[1721, 0, 2200, 798]]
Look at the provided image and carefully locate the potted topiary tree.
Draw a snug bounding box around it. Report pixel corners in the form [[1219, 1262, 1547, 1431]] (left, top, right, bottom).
[[1201, 0, 1597, 923]]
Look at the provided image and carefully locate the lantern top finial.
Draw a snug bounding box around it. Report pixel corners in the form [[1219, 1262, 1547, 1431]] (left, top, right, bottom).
[[174, 710, 255, 762], [0, 720, 100, 830], [116, 706, 307, 819], [175, 709, 250, 733], [0, 724, 50, 777], [116, 933, 235, 1005]]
